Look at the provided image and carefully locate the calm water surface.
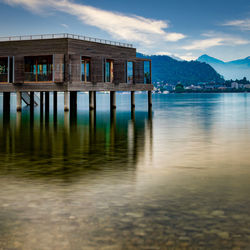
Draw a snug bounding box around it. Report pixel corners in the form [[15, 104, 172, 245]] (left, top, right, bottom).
[[0, 93, 250, 249]]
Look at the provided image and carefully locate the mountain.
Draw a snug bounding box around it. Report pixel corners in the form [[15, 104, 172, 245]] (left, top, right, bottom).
[[137, 53, 224, 85], [198, 54, 225, 64], [197, 55, 250, 80]]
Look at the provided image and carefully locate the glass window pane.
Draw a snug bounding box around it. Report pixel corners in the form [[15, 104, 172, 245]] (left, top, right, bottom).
[[144, 61, 151, 84], [86, 61, 90, 82], [81, 61, 85, 81], [127, 61, 133, 84], [24, 56, 53, 82], [0, 57, 8, 82], [106, 61, 110, 82], [81, 58, 90, 82], [24, 57, 36, 81]]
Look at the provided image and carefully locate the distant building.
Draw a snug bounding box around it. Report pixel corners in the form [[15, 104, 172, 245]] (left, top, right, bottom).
[[231, 82, 239, 89], [244, 84, 250, 89], [185, 85, 202, 90]]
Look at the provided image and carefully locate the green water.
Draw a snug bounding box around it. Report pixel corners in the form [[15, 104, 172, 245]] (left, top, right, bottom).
[[0, 93, 250, 249]]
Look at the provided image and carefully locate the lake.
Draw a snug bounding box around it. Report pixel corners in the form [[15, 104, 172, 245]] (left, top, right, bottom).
[[0, 92, 250, 249]]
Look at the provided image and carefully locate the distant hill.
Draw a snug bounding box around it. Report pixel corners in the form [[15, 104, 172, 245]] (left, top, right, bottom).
[[137, 53, 224, 85], [197, 55, 250, 80]]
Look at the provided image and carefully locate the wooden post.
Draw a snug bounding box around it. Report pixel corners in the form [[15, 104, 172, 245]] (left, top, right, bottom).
[[16, 91, 22, 112], [45, 92, 50, 114], [3, 92, 10, 122], [131, 107, 135, 121], [3, 92, 10, 111], [53, 91, 57, 124], [148, 91, 152, 109], [89, 109, 96, 138], [110, 108, 116, 145], [40, 92, 43, 109], [89, 91, 95, 110], [53, 91, 57, 112], [94, 91, 96, 110], [16, 111, 21, 131], [110, 91, 116, 109], [131, 91, 135, 109], [30, 92, 34, 109], [70, 91, 77, 112], [64, 91, 69, 112], [40, 92, 43, 124]]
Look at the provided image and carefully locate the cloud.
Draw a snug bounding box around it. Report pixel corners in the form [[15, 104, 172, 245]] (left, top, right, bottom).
[[154, 51, 196, 61], [2, 0, 43, 12], [177, 53, 196, 61], [223, 18, 250, 31], [182, 36, 249, 50], [61, 23, 69, 29], [2, 0, 185, 45], [155, 51, 172, 56], [182, 38, 224, 50]]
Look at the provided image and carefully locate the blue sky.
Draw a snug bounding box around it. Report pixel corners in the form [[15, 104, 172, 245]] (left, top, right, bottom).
[[0, 0, 249, 61]]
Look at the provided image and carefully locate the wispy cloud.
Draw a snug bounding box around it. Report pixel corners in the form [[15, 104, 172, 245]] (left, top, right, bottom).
[[154, 51, 196, 61], [61, 23, 69, 29], [2, 0, 185, 45], [176, 53, 196, 61], [182, 35, 249, 50], [183, 38, 224, 50], [155, 51, 172, 56], [223, 18, 250, 31]]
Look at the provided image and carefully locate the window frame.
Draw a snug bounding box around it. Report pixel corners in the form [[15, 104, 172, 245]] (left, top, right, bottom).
[[24, 55, 53, 83], [0, 56, 9, 84], [127, 61, 134, 84], [81, 57, 91, 83], [104, 59, 114, 83]]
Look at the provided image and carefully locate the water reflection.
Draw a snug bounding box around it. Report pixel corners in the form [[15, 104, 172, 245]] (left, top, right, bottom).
[[1, 93, 250, 249], [0, 108, 152, 181]]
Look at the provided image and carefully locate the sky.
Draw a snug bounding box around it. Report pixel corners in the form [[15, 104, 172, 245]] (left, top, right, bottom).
[[0, 0, 249, 61]]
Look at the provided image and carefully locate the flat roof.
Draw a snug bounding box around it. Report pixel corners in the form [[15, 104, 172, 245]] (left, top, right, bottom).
[[0, 33, 133, 48]]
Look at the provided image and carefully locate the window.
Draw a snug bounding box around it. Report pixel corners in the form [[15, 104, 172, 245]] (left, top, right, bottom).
[[105, 59, 113, 83], [144, 61, 151, 84], [0, 57, 8, 83], [127, 61, 133, 84], [81, 57, 90, 82], [24, 55, 53, 82]]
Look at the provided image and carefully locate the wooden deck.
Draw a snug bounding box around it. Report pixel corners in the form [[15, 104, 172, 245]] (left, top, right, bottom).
[[0, 82, 153, 92]]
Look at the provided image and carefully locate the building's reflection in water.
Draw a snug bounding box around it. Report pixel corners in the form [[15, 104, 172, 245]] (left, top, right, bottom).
[[0, 109, 153, 181]]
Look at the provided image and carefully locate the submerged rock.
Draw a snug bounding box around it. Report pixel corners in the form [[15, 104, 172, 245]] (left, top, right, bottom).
[[179, 236, 190, 242], [217, 231, 230, 240], [125, 212, 144, 218], [211, 210, 225, 217]]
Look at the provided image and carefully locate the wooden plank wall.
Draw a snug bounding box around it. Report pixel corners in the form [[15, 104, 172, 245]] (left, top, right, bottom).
[[68, 39, 136, 59], [14, 56, 24, 83], [54, 54, 65, 83], [134, 61, 144, 84], [0, 39, 68, 56], [70, 54, 81, 82], [90, 57, 104, 83], [0, 38, 150, 86], [113, 60, 126, 84], [68, 39, 135, 85]]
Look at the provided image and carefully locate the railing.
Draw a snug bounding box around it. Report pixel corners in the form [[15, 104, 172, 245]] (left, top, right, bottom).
[[21, 92, 39, 105], [0, 33, 133, 48], [24, 72, 53, 82]]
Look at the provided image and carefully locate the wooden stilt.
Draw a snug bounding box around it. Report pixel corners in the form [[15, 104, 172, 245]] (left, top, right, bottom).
[[16, 92, 22, 112], [110, 91, 116, 109]]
